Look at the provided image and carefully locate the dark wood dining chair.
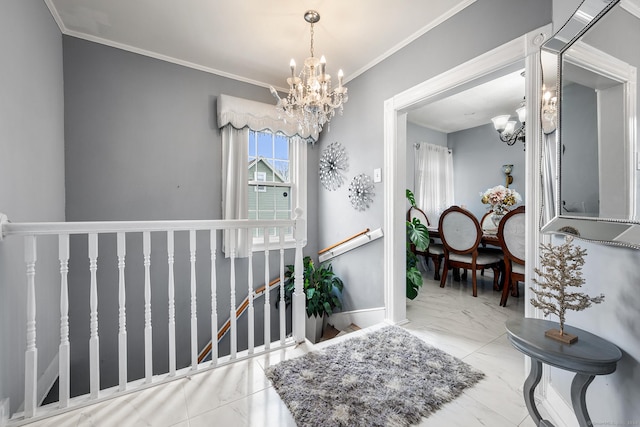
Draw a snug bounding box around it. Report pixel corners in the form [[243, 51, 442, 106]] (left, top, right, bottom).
[[407, 206, 444, 280], [438, 206, 503, 296], [497, 206, 525, 306]]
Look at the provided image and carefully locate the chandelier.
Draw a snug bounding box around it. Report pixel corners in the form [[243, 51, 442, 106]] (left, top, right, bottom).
[[491, 98, 526, 148], [270, 10, 348, 136]]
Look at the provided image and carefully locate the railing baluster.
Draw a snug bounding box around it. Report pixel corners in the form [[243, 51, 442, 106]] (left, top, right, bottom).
[[279, 229, 286, 345], [167, 231, 176, 376], [293, 213, 306, 343], [229, 231, 237, 359], [24, 235, 37, 418], [88, 233, 100, 398], [2, 217, 303, 422], [190, 230, 198, 369], [263, 228, 270, 349], [117, 233, 127, 391], [59, 234, 70, 408], [143, 232, 152, 383], [247, 234, 254, 355], [210, 230, 218, 367]]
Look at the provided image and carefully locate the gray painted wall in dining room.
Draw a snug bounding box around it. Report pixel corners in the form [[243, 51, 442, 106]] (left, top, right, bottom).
[[448, 122, 526, 220]]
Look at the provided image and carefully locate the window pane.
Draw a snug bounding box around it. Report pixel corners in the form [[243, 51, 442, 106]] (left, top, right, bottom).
[[274, 135, 289, 160], [257, 132, 273, 158], [273, 160, 289, 182], [247, 130, 298, 245]]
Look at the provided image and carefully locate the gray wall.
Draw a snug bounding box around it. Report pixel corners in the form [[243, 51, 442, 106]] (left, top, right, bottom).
[[319, 0, 552, 313], [0, 0, 66, 414], [546, 1, 640, 423], [62, 37, 319, 395], [560, 83, 599, 215], [449, 123, 526, 220]]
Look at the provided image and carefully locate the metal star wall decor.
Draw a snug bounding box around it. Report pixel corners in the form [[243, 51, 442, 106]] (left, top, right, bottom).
[[319, 141, 349, 191], [348, 173, 375, 211]]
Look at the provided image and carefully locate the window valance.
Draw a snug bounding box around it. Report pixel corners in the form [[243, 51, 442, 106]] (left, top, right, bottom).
[[217, 94, 317, 142]]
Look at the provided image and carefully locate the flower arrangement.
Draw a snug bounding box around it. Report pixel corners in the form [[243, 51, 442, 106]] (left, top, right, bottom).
[[480, 185, 522, 214]]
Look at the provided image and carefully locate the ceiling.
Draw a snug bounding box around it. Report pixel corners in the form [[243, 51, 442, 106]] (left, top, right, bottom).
[[407, 68, 526, 133], [44, 0, 526, 134]]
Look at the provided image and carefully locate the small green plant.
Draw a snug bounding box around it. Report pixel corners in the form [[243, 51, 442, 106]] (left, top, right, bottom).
[[406, 189, 430, 300], [283, 256, 344, 318]]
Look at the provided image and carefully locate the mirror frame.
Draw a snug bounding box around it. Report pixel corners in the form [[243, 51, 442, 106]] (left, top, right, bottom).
[[541, 0, 640, 249]]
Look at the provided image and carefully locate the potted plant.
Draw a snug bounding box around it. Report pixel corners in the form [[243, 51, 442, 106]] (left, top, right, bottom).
[[283, 256, 344, 343], [406, 189, 430, 299]]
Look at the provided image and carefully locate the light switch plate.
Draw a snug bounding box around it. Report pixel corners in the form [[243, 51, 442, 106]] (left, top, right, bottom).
[[373, 168, 382, 183]]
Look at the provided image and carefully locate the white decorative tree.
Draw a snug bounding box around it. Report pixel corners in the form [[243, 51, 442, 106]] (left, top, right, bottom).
[[530, 237, 604, 343]]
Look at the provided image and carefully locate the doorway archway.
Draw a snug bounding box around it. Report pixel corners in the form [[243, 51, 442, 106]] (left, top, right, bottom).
[[382, 26, 551, 324]]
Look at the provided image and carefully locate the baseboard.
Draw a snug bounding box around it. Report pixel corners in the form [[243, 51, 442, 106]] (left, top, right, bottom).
[[540, 385, 577, 427], [327, 307, 385, 331]]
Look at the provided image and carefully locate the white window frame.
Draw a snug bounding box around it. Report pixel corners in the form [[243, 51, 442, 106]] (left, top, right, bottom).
[[249, 134, 307, 252]]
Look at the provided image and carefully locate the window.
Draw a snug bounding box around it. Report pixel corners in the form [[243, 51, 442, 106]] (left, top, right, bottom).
[[218, 94, 309, 256], [253, 171, 267, 192], [247, 130, 306, 246]]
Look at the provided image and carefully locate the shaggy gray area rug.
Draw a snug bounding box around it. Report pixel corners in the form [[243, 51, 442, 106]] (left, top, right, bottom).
[[265, 326, 484, 427]]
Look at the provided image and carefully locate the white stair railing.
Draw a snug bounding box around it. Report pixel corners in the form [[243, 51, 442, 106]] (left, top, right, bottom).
[[0, 215, 305, 425]]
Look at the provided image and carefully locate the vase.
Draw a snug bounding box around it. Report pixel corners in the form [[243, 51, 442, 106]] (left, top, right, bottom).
[[305, 314, 325, 343], [491, 212, 505, 228]]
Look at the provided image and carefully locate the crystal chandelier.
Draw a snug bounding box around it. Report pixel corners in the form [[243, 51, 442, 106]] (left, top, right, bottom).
[[270, 10, 348, 136], [491, 98, 526, 148]]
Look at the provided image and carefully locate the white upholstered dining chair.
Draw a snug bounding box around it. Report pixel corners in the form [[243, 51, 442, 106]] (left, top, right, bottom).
[[497, 206, 525, 306], [438, 206, 503, 296]]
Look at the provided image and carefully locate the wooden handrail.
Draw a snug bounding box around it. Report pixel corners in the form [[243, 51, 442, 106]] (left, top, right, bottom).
[[318, 228, 370, 255], [197, 277, 282, 363]]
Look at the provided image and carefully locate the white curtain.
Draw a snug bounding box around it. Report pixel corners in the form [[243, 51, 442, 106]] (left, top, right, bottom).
[[221, 125, 250, 258], [218, 94, 312, 258], [414, 143, 454, 225]]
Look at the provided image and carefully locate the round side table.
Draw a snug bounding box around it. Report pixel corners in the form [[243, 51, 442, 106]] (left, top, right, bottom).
[[506, 318, 622, 427]]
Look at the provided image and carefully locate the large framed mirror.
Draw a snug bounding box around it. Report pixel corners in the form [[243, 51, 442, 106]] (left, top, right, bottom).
[[541, 0, 640, 248]]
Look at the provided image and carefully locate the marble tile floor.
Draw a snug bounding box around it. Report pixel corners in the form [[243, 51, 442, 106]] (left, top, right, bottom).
[[22, 272, 543, 427]]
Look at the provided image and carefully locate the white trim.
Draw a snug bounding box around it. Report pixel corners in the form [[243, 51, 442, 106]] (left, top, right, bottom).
[[1, 398, 9, 427], [45, 0, 475, 92], [347, 0, 477, 84], [383, 21, 558, 420], [621, 0, 640, 20], [563, 41, 638, 221], [384, 26, 552, 325], [327, 307, 386, 332]]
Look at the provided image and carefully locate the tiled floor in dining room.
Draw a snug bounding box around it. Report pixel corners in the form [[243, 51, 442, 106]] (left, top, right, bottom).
[[25, 269, 546, 427]]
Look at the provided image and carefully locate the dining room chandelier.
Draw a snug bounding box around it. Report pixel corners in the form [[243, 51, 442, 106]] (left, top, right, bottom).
[[270, 10, 348, 135], [491, 98, 526, 148]]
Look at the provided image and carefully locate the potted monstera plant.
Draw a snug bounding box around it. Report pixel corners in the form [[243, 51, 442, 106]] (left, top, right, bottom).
[[406, 189, 430, 299], [283, 256, 344, 343]]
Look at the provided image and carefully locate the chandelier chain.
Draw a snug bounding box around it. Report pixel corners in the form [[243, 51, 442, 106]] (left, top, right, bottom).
[[310, 23, 314, 58]]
